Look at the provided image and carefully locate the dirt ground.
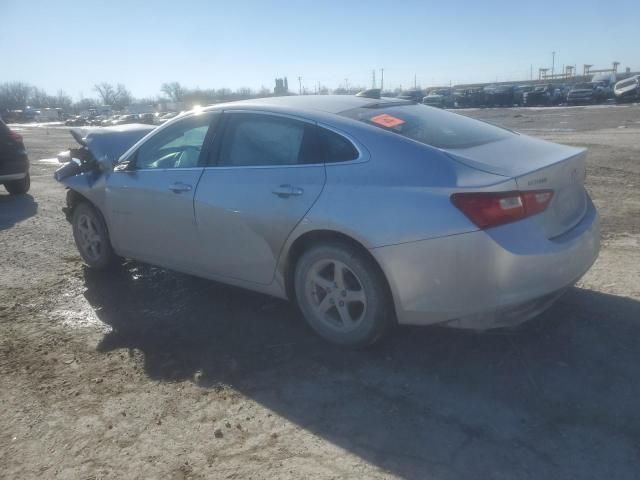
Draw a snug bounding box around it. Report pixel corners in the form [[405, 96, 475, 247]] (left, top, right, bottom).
[[1, 104, 639, 479]]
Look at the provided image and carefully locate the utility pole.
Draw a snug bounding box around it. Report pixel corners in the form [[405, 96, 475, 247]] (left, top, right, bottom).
[[551, 51, 556, 78], [530, 64, 533, 80], [298, 76, 302, 95], [380, 68, 384, 92], [414, 73, 417, 89], [372, 69, 376, 89], [344, 78, 349, 92]]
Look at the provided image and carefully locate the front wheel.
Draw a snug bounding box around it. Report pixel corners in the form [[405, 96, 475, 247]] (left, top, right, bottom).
[[294, 242, 393, 348], [72, 202, 116, 269], [4, 172, 30, 195]]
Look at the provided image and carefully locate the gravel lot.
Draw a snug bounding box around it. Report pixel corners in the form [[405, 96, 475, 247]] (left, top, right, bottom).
[[1, 104, 639, 479]]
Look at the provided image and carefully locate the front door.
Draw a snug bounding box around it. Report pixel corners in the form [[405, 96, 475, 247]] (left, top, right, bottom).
[[106, 112, 219, 270]]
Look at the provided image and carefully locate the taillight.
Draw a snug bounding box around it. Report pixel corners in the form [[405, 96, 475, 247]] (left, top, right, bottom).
[[451, 190, 553, 229], [8, 130, 23, 143]]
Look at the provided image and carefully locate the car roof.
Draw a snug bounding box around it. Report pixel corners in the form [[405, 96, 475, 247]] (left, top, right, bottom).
[[203, 95, 411, 115]]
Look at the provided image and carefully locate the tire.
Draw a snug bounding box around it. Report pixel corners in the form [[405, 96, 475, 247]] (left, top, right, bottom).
[[294, 241, 393, 348], [4, 172, 30, 195], [72, 202, 116, 269]]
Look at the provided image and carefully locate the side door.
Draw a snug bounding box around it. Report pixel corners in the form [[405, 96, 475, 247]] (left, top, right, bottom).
[[194, 111, 326, 285], [106, 112, 219, 270]]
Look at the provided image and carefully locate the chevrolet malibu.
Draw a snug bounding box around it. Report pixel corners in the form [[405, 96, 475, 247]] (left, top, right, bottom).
[[55, 96, 600, 347]]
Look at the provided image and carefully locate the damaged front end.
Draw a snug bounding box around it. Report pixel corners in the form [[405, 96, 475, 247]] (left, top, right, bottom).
[[54, 123, 155, 220], [54, 123, 155, 181]]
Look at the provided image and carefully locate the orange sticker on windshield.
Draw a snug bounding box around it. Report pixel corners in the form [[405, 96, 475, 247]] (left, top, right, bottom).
[[370, 113, 405, 128]]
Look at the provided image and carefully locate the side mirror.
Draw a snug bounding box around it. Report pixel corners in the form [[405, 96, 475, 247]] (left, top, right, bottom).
[[97, 157, 114, 173]]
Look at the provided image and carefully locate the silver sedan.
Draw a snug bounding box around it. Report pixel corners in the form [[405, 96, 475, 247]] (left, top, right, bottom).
[[55, 96, 600, 347]]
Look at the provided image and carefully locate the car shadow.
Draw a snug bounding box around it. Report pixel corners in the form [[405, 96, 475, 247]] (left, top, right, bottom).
[[84, 263, 640, 479], [0, 192, 38, 230]]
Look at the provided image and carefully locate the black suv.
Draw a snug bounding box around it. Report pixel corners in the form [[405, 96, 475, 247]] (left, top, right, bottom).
[[0, 118, 30, 194]]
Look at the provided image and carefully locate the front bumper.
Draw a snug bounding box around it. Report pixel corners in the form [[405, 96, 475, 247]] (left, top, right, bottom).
[[371, 197, 600, 329]]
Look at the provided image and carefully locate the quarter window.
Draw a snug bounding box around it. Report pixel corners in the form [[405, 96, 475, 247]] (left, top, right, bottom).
[[134, 113, 215, 169], [313, 127, 359, 163]]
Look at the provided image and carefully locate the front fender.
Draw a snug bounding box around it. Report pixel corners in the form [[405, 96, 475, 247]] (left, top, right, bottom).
[[58, 171, 109, 221]]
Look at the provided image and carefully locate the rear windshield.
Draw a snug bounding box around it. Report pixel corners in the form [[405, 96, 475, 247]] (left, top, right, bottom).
[[339, 104, 512, 149]]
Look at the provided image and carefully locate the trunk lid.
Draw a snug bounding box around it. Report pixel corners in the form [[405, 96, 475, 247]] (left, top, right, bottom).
[[443, 135, 588, 238]]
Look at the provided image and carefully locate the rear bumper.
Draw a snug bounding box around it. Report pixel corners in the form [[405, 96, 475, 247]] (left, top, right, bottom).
[[371, 196, 600, 329], [0, 154, 29, 181]]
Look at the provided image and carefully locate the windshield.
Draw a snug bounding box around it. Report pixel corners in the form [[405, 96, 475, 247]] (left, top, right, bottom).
[[339, 104, 512, 149], [574, 83, 593, 89]]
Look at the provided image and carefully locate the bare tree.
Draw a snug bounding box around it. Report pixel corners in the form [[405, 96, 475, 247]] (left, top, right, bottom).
[[113, 84, 132, 109], [30, 87, 54, 108], [94, 82, 132, 110], [72, 98, 97, 114], [161, 82, 186, 102], [258, 86, 271, 97], [55, 90, 73, 111], [0, 82, 32, 110], [94, 82, 117, 105]]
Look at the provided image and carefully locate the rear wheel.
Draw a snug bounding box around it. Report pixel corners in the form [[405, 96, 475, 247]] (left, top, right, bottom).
[[294, 242, 393, 348], [72, 202, 116, 269], [4, 173, 30, 195]]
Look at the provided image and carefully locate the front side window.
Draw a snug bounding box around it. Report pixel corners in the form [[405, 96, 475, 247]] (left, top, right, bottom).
[[134, 113, 216, 169]]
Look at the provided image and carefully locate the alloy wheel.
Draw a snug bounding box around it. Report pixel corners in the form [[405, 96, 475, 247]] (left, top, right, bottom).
[[76, 213, 103, 262], [304, 259, 367, 331]]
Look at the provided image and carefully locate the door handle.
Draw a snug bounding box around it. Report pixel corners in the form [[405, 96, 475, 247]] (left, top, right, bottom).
[[272, 184, 304, 198], [168, 182, 192, 193]]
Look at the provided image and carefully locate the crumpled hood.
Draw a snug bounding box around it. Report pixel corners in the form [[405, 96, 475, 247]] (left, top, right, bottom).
[[69, 123, 155, 164]]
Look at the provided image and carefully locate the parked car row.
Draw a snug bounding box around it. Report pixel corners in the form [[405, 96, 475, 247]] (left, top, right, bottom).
[[64, 111, 180, 127], [415, 74, 637, 109]]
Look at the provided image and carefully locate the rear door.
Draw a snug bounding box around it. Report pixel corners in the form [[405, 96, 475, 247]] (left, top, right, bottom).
[[106, 112, 219, 269], [194, 111, 326, 285]]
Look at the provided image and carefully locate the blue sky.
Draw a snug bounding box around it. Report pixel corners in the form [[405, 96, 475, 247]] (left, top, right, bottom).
[[2, 0, 637, 99]]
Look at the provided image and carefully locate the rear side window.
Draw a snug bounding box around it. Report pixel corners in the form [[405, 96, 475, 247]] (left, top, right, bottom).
[[339, 104, 512, 149], [219, 114, 309, 167]]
